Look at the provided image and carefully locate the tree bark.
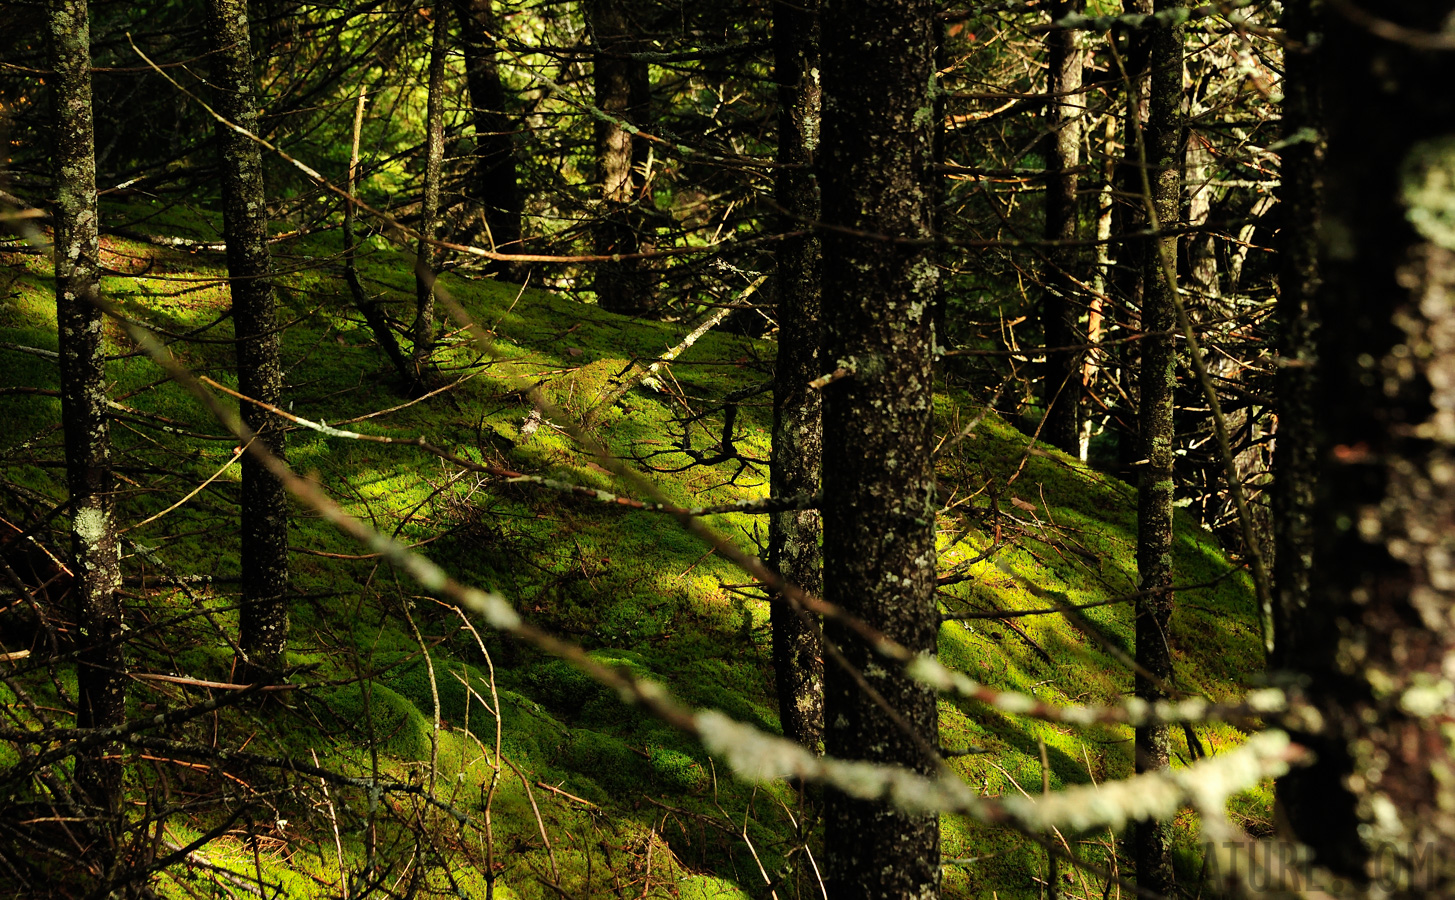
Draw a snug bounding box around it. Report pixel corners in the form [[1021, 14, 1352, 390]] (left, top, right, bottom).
[[819, 0, 940, 892], [1269, 0, 1322, 672], [49, 0, 125, 820], [767, 0, 824, 752], [208, 0, 290, 681], [587, 0, 654, 315], [1040, 0, 1084, 457], [1110, 0, 1153, 477], [1278, 0, 1455, 884], [414, 8, 448, 369], [451, 0, 522, 262], [1132, 2, 1182, 894]]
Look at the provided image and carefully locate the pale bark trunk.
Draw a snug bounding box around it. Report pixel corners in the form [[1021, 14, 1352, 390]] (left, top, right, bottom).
[[587, 0, 654, 315], [768, 0, 824, 752], [414, 9, 447, 368], [820, 0, 940, 892], [208, 0, 290, 681]]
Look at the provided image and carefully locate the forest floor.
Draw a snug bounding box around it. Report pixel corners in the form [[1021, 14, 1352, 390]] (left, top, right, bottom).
[[0, 199, 1268, 899]]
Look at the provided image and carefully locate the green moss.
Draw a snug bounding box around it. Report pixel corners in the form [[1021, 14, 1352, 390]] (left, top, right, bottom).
[[0, 199, 1273, 900], [316, 682, 432, 759], [648, 746, 709, 793], [561, 729, 649, 795], [678, 875, 751, 900]]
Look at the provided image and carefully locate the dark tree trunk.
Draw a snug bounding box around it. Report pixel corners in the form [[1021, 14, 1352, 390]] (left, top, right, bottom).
[[1278, 0, 1455, 884], [1111, 0, 1153, 478], [1269, 0, 1322, 671], [208, 0, 290, 681], [1040, 0, 1084, 457], [451, 0, 522, 263], [930, 20, 948, 343], [819, 0, 940, 892], [587, 0, 654, 315], [414, 8, 447, 368], [767, 0, 824, 752], [1132, 1, 1182, 894], [49, 0, 125, 821]]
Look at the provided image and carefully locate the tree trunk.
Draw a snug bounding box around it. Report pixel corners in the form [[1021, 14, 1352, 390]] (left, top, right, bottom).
[[1278, 0, 1455, 884], [1132, 2, 1182, 894], [587, 0, 654, 315], [1040, 0, 1084, 457], [208, 0, 290, 681], [50, 0, 125, 822], [414, 8, 448, 369], [1269, 0, 1321, 672], [450, 0, 522, 264], [767, 0, 824, 752], [819, 0, 940, 892], [1110, 0, 1153, 477]]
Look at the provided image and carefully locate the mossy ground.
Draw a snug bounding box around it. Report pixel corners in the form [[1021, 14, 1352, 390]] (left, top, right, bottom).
[[0, 199, 1268, 898]]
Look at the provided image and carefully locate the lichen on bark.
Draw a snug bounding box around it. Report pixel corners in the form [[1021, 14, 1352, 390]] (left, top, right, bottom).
[[819, 0, 941, 892]]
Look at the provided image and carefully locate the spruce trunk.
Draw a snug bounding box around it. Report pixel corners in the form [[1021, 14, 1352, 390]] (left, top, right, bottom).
[[768, 0, 824, 752], [208, 0, 290, 680], [820, 0, 941, 892]]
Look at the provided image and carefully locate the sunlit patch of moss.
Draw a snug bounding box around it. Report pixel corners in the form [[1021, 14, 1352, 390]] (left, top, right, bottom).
[[678, 874, 751, 900]]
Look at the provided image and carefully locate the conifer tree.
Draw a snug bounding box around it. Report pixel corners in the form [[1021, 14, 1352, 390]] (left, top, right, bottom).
[[819, 0, 941, 891], [207, 0, 290, 679]]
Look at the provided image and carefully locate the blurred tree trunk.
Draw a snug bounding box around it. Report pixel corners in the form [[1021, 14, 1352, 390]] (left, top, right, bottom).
[[767, 0, 824, 752], [1133, 1, 1183, 894], [49, 0, 125, 828], [1269, 0, 1321, 671], [451, 0, 522, 264], [1040, 0, 1084, 457], [587, 0, 654, 315], [414, 8, 447, 370], [819, 0, 940, 891], [1278, 0, 1455, 883], [208, 0, 290, 681]]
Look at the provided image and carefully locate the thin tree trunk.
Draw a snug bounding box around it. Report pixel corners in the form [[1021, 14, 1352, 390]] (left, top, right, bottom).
[[1082, 113, 1117, 459], [1279, 0, 1455, 879], [414, 8, 448, 369], [342, 81, 416, 394], [1040, 0, 1084, 457], [208, 0, 289, 681], [49, 0, 125, 823], [820, 0, 940, 891], [1132, 1, 1182, 893], [587, 0, 654, 315], [451, 0, 522, 262], [767, 0, 824, 752], [1269, 0, 1322, 672], [1111, 0, 1152, 477]]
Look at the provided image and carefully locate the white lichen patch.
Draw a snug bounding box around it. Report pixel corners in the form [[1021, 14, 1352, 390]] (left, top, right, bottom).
[[73, 507, 110, 545]]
